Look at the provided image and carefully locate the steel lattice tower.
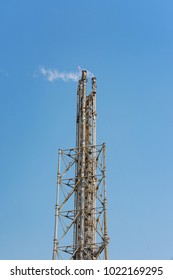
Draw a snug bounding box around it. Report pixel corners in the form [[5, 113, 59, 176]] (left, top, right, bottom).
[[52, 70, 109, 260]]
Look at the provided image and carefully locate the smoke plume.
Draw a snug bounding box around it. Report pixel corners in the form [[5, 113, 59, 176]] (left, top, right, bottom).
[[39, 66, 94, 82]]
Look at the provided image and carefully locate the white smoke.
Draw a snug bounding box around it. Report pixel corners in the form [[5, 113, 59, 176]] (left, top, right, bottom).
[[39, 66, 94, 82]]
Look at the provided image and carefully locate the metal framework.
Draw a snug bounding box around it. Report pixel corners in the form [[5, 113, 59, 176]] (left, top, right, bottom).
[[53, 70, 108, 260]]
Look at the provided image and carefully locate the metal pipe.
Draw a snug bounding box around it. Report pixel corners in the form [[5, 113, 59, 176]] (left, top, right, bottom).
[[92, 77, 97, 252], [80, 70, 87, 259], [52, 149, 61, 260], [74, 80, 80, 255], [103, 143, 108, 260]]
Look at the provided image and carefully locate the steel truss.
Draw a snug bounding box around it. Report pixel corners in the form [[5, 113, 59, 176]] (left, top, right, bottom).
[[53, 71, 108, 260]]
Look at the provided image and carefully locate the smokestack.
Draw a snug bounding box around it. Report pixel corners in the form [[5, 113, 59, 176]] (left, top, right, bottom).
[[82, 70, 87, 80], [52, 70, 108, 260], [92, 77, 96, 93]]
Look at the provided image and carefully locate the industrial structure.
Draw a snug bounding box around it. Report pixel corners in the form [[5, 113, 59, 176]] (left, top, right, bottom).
[[52, 70, 108, 260]]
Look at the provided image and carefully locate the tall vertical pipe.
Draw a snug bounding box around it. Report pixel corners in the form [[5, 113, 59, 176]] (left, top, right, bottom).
[[92, 77, 97, 250], [52, 149, 61, 260], [92, 77, 97, 148], [80, 70, 87, 259], [74, 80, 80, 253], [103, 143, 108, 260]]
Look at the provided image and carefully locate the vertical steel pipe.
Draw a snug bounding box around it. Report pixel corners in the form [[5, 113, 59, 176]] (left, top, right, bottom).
[[103, 143, 108, 260], [52, 149, 61, 260]]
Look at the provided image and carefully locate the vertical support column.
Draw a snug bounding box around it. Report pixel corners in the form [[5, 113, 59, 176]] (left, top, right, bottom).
[[76, 79, 82, 255], [80, 70, 87, 259], [76, 81, 80, 150], [91, 77, 97, 252], [52, 149, 61, 260], [103, 143, 108, 260], [92, 77, 97, 148], [74, 81, 80, 253]]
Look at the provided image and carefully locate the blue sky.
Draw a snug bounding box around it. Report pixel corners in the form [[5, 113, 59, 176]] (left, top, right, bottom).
[[0, 0, 173, 260]]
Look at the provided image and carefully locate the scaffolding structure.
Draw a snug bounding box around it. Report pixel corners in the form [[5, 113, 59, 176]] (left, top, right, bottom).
[[52, 70, 108, 260]]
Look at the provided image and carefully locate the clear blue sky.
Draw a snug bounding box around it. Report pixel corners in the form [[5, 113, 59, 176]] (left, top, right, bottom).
[[0, 0, 173, 260]]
